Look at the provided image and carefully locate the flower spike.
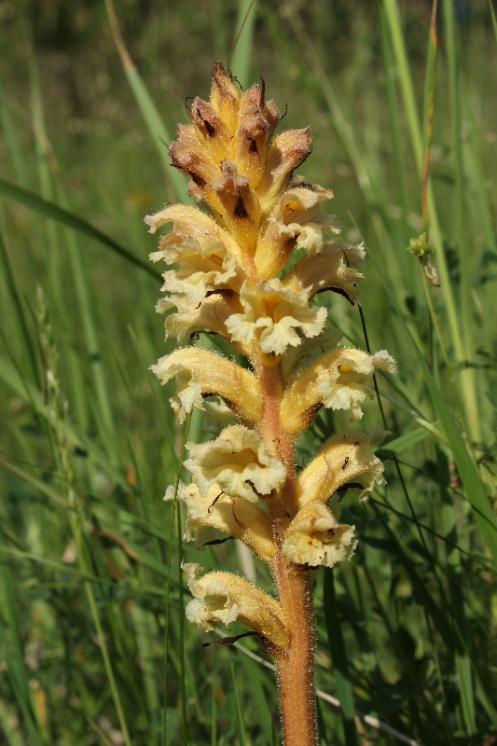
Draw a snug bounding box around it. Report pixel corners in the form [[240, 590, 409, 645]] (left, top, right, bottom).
[[148, 63, 397, 746]]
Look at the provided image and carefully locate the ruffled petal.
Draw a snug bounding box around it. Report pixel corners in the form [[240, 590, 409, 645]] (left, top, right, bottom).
[[146, 204, 244, 313], [284, 242, 365, 303], [164, 292, 241, 345], [225, 279, 327, 356], [146, 203, 241, 262]]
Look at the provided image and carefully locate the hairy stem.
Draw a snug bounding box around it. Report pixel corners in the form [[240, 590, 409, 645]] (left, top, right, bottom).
[[258, 363, 318, 746]]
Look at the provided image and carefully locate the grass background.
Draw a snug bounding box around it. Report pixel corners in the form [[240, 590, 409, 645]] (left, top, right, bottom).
[[1, 0, 497, 743]]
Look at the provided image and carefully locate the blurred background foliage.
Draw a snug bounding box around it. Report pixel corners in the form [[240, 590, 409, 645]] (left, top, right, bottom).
[[1, 0, 497, 744]]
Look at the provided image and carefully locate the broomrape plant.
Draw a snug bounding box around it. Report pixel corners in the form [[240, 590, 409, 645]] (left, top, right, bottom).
[[147, 64, 396, 746]]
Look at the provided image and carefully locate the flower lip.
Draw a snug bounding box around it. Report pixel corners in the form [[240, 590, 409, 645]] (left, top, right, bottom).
[[283, 242, 365, 304], [163, 292, 239, 345]]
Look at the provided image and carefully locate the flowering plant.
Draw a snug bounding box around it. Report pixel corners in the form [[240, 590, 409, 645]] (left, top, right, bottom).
[[147, 64, 395, 745]]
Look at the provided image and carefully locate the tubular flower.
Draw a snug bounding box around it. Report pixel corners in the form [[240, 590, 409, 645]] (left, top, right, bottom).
[[184, 424, 286, 502], [225, 278, 326, 356], [254, 182, 338, 278], [284, 241, 365, 304], [163, 292, 240, 346], [151, 347, 262, 423], [282, 501, 357, 568], [296, 432, 386, 507], [281, 347, 397, 434], [171, 482, 275, 561], [146, 205, 244, 341], [183, 563, 288, 649], [149, 64, 396, 745]]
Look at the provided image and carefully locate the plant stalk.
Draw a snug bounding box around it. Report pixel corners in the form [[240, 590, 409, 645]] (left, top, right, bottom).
[[258, 363, 318, 746]]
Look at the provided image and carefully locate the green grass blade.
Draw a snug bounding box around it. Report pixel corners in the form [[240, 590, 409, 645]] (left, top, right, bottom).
[[411, 338, 497, 569], [229, 0, 257, 88], [0, 563, 45, 746], [382, 0, 468, 397], [0, 83, 27, 185], [490, 1, 497, 44], [0, 354, 128, 488], [379, 426, 431, 456], [238, 654, 274, 741], [382, 0, 422, 169], [322, 569, 358, 746], [442, 0, 481, 443], [0, 177, 158, 279], [0, 223, 38, 378], [231, 660, 248, 746], [379, 4, 410, 222], [58, 186, 116, 439], [105, 0, 189, 203]]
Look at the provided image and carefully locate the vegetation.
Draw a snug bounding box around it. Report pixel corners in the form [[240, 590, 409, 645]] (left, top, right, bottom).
[[1, 1, 497, 744]]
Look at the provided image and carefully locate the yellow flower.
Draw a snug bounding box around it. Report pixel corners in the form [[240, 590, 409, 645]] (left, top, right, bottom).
[[282, 501, 357, 567], [183, 562, 288, 648], [284, 241, 365, 305], [185, 424, 286, 502], [148, 67, 398, 725], [297, 431, 386, 507], [254, 182, 336, 278], [173, 482, 275, 561], [146, 203, 242, 267], [146, 204, 245, 341], [281, 347, 397, 433], [151, 348, 262, 423], [225, 278, 326, 356], [163, 292, 240, 346]]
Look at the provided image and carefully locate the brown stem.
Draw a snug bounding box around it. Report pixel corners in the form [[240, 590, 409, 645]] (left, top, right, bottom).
[[258, 363, 318, 746]]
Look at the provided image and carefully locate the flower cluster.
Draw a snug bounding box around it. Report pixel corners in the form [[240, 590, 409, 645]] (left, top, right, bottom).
[[148, 64, 395, 652]]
